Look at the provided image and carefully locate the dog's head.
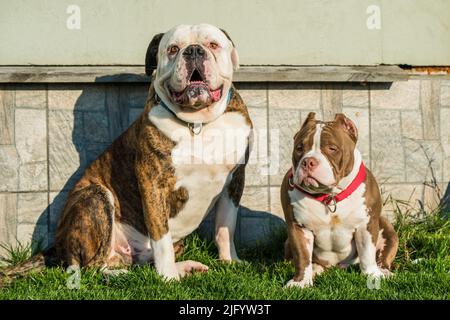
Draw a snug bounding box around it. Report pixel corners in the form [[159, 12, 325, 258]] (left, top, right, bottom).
[[145, 24, 239, 123], [291, 112, 359, 194]]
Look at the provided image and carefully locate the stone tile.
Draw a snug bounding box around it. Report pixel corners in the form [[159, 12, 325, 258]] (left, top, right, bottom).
[[268, 83, 321, 110], [248, 106, 267, 132], [120, 85, 148, 109], [48, 85, 105, 111], [0, 88, 15, 144], [371, 80, 420, 109], [370, 110, 404, 183], [269, 186, 284, 220], [15, 85, 46, 109], [16, 223, 48, 249], [49, 110, 82, 190], [19, 161, 47, 191], [49, 191, 68, 233], [440, 81, 450, 106], [401, 110, 423, 140], [380, 183, 424, 218], [321, 83, 343, 120], [343, 107, 370, 166], [83, 111, 110, 144], [235, 83, 267, 108], [106, 85, 128, 140], [444, 157, 450, 182], [342, 83, 369, 107], [268, 109, 301, 185], [420, 80, 440, 140], [441, 108, 450, 157], [0, 145, 19, 192], [404, 139, 443, 183], [240, 186, 269, 212], [246, 106, 269, 186], [380, 183, 423, 203], [17, 192, 48, 225], [0, 193, 17, 256], [246, 155, 269, 187], [15, 109, 46, 163]]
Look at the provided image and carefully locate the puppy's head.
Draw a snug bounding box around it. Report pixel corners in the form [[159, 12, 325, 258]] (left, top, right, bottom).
[[291, 113, 358, 194], [145, 24, 239, 123]]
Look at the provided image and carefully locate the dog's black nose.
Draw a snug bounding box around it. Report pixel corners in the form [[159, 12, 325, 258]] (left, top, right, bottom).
[[183, 45, 205, 59]]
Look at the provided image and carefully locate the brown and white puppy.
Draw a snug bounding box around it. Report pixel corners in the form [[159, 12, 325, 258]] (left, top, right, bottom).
[[281, 112, 398, 288], [52, 24, 252, 281]]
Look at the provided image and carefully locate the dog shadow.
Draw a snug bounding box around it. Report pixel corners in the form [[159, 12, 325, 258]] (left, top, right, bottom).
[[31, 75, 286, 253]]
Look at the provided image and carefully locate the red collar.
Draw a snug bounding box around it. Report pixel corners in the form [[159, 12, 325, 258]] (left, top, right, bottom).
[[288, 162, 366, 208]]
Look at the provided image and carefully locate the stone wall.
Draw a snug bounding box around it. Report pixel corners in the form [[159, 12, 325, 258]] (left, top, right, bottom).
[[0, 79, 449, 255]]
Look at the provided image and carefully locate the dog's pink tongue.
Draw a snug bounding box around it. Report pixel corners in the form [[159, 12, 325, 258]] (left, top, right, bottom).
[[304, 177, 319, 187], [210, 88, 221, 102]]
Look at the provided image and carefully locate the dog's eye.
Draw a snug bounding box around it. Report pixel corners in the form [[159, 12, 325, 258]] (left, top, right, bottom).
[[327, 145, 339, 153], [168, 45, 180, 55], [208, 42, 219, 50], [296, 144, 303, 153]]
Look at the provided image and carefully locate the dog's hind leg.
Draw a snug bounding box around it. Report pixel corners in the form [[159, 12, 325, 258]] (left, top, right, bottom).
[[376, 216, 399, 270], [54, 184, 116, 269]]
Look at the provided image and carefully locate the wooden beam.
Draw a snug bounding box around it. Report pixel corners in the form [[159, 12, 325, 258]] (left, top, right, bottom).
[[0, 65, 442, 83]]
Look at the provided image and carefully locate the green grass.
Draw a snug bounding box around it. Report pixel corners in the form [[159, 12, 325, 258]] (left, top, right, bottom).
[[0, 210, 449, 300]]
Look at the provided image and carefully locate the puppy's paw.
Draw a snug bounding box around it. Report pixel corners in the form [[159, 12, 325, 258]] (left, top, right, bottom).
[[363, 266, 392, 279], [379, 268, 393, 277], [219, 257, 243, 264], [158, 264, 180, 281], [176, 260, 209, 278], [284, 278, 313, 289], [218, 253, 243, 264]]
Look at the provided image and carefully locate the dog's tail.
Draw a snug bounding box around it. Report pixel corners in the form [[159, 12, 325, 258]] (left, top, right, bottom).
[[0, 247, 58, 286]]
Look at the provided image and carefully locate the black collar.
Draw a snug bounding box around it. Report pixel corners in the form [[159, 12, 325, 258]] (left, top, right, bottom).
[[155, 88, 234, 135]]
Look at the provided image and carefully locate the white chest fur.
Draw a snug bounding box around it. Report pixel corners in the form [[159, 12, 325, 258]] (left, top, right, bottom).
[[289, 183, 369, 265], [149, 105, 251, 242]]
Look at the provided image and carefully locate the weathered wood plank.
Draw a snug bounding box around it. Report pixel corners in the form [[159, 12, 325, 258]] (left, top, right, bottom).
[[0, 66, 416, 83], [0, 87, 15, 145]]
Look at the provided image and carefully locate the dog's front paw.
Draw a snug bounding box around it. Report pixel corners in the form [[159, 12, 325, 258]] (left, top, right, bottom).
[[157, 264, 180, 281], [219, 256, 243, 264], [175, 260, 209, 278], [363, 266, 392, 279], [284, 278, 313, 289]]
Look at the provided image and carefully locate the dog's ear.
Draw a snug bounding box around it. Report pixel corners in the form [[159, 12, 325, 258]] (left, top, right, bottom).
[[145, 33, 164, 76], [334, 113, 358, 143], [301, 112, 316, 128], [220, 28, 239, 71], [294, 112, 316, 141]]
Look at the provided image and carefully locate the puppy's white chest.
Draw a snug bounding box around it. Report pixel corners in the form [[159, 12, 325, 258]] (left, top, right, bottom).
[[149, 106, 251, 242]]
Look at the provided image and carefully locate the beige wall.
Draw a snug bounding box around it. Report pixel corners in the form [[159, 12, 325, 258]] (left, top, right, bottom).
[[1, 0, 449, 66]]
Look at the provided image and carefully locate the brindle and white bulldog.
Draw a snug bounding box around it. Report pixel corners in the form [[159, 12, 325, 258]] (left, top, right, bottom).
[[281, 112, 398, 288], [51, 24, 252, 280]]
